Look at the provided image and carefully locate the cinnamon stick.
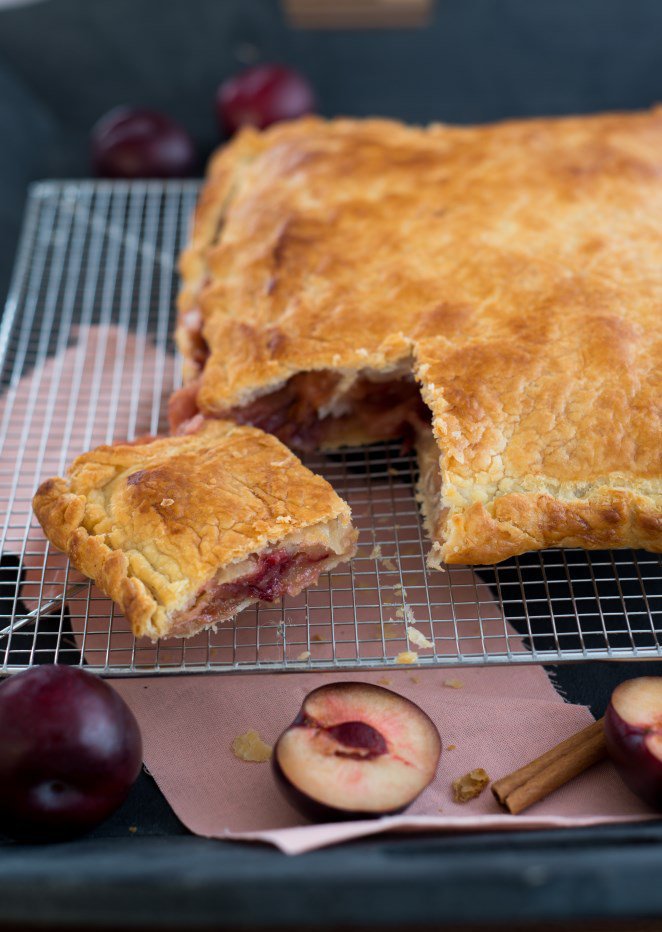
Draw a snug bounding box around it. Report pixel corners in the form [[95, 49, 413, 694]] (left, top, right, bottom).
[[492, 718, 607, 815]]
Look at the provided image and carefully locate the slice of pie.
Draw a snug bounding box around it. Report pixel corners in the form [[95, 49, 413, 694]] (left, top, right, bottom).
[[171, 109, 662, 564], [33, 419, 357, 640]]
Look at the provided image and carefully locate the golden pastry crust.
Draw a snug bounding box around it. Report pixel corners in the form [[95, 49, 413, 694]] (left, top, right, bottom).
[[178, 109, 662, 564], [33, 420, 356, 638]]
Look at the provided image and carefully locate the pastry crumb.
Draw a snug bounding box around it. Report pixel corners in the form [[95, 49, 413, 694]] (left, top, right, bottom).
[[377, 676, 392, 686], [369, 543, 383, 560], [396, 650, 418, 664], [407, 626, 434, 650], [447, 744, 457, 751], [232, 730, 272, 763], [452, 768, 490, 803], [395, 607, 404, 618], [312, 634, 323, 642], [128, 825, 137, 834], [296, 650, 311, 661], [387, 466, 398, 477], [160, 498, 174, 507], [410, 675, 420, 684], [444, 678, 464, 689], [381, 558, 398, 572]]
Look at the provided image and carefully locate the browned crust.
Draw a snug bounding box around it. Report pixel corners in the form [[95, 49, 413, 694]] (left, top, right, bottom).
[[177, 109, 662, 564], [33, 420, 356, 638]]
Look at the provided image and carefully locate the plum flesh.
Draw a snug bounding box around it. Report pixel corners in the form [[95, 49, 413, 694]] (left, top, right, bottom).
[[604, 676, 662, 810], [0, 665, 143, 839], [274, 682, 441, 821]]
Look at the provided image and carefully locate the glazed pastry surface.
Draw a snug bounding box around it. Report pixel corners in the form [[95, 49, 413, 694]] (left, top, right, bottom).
[[33, 419, 357, 638], [177, 109, 662, 563]]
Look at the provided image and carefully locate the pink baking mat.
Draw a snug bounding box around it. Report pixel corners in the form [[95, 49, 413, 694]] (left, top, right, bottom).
[[4, 327, 658, 853]]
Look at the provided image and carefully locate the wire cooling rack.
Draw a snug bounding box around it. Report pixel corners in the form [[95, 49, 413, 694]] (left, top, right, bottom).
[[0, 181, 660, 676]]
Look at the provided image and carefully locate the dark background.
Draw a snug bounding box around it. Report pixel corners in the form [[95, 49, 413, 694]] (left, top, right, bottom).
[[1, 0, 662, 299], [0, 2, 660, 927]]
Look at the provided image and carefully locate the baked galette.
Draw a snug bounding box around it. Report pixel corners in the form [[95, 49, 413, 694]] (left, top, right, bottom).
[[33, 419, 357, 640], [172, 108, 662, 564]]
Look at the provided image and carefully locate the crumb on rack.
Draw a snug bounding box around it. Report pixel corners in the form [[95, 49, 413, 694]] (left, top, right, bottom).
[[128, 825, 137, 834], [452, 768, 490, 803], [296, 650, 311, 661], [369, 543, 383, 560], [381, 558, 397, 572], [231, 730, 273, 763], [395, 607, 404, 618], [396, 650, 418, 664], [444, 678, 464, 689], [312, 634, 323, 642], [447, 744, 457, 751], [407, 625, 434, 650], [371, 622, 401, 640]]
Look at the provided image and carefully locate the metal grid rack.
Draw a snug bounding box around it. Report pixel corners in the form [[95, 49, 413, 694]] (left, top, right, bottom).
[[0, 181, 660, 676]]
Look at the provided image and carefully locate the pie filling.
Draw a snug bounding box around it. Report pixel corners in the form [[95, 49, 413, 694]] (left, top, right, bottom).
[[169, 369, 431, 450], [169, 544, 331, 637], [178, 308, 209, 371], [174, 309, 431, 448]]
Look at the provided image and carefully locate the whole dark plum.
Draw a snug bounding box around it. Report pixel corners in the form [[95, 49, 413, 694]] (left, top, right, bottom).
[[216, 64, 315, 136], [0, 665, 142, 839], [91, 107, 196, 178]]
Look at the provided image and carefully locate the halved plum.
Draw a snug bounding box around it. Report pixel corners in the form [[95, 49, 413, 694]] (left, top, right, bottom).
[[273, 682, 441, 821], [604, 676, 662, 810]]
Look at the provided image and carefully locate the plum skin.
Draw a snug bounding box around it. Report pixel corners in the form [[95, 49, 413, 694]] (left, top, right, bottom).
[[604, 697, 662, 811], [91, 107, 197, 179], [216, 64, 315, 136], [272, 750, 413, 823], [0, 665, 143, 839]]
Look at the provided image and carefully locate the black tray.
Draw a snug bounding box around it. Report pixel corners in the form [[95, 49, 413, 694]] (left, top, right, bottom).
[[1, 0, 662, 926]]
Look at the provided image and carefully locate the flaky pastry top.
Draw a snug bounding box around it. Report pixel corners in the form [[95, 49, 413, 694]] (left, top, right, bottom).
[[33, 420, 352, 636], [178, 109, 662, 562]]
